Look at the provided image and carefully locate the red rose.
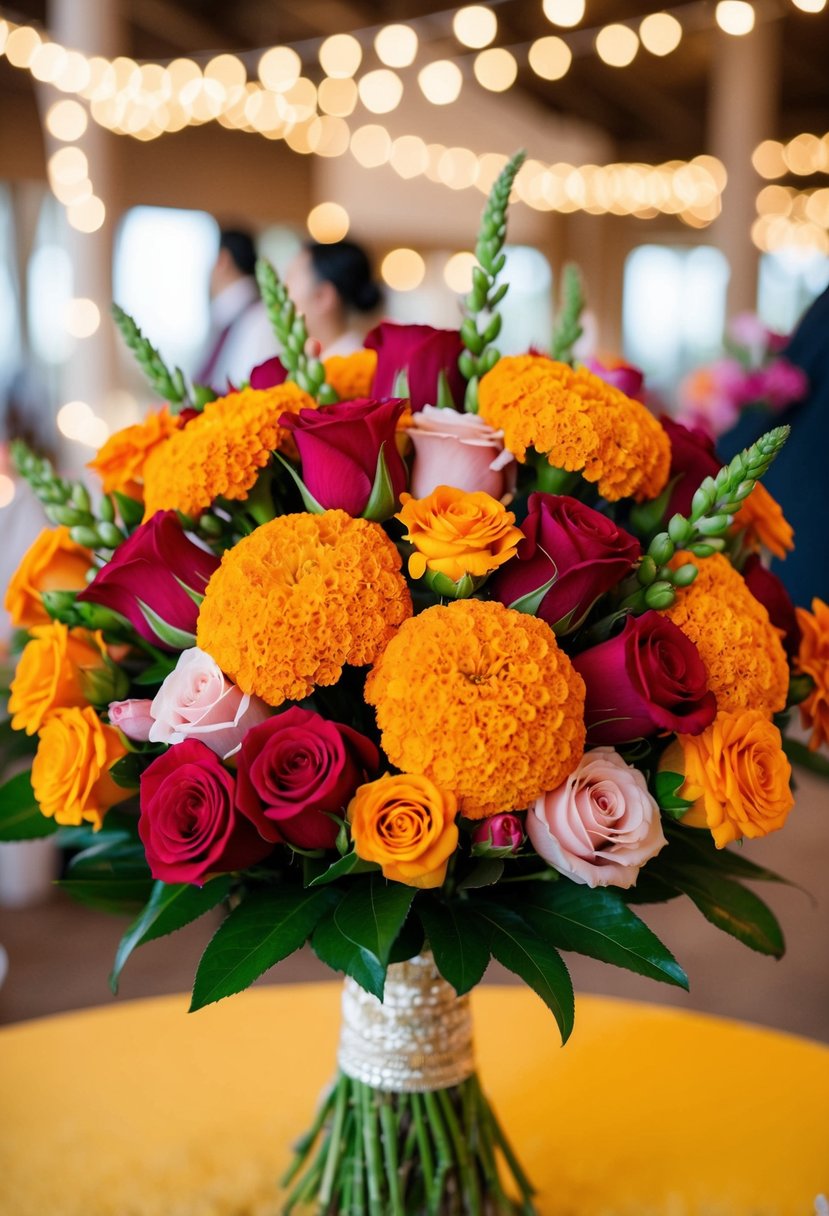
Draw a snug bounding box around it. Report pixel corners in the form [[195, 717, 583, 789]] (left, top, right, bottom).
[[365, 321, 466, 411], [661, 416, 722, 518], [138, 739, 272, 885], [490, 494, 640, 632], [235, 706, 379, 849], [249, 356, 288, 389], [77, 511, 219, 650], [572, 611, 717, 745], [742, 554, 801, 660], [279, 397, 407, 517]]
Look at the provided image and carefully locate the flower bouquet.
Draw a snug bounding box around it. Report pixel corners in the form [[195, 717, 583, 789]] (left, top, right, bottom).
[[677, 311, 808, 439], [3, 153, 828, 1215]]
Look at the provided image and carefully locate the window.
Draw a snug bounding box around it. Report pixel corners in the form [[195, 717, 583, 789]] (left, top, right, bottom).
[[758, 250, 829, 335]]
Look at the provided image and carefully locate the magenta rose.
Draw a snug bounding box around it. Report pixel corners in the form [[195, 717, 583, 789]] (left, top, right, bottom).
[[279, 397, 408, 517], [660, 416, 723, 519], [583, 357, 645, 401], [77, 511, 219, 651], [235, 706, 380, 849], [572, 611, 717, 745], [490, 494, 640, 632], [471, 813, 524, 856], [249, 356, 288, 389], [365, 322, 466, 411], [139, 739, 273, 885], [742, 555, 801, 660]]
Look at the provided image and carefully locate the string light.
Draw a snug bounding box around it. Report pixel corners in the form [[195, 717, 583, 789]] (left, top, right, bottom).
[[444, 252, 477, 293], [357, 69, 403, 114], [57, 400, 110, 447], [374, 24, 419, 68], [595, 24, 640, 67], [350, 124, 392, 167], [318, 76, 358, 116], [0, 474, 15, 509], [258, 45, 301, 92], [715, 2, 756, 36], [639, 13, 683, 56], [318, 33, 362, 79], [307, 201, 350, 242], [45, 98, 88, 141], [542, 0, 585, 28], [790, 0, 826, 11], [65, 297, 101, 338], [473, 48, 518, 92], [453, 6, 497, 49], [752, 130, 829, 179], [381, 248, 426, 291], [528, 35, 572, 80], [67, 195, 106, 233], [418, 60, 463, 105]]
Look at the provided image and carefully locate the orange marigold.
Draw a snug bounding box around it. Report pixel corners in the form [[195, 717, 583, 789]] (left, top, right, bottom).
[[364, 599, 586, 819], [477, 354, 670, 502], [324, 349, 378, 400], [795, 597, 829, 750], [88, 405, 182, 497], [142, 384, 316, 519], [663, 552, 788, 717], [197, 510, 412, 707], [732, 482, 794, 560]]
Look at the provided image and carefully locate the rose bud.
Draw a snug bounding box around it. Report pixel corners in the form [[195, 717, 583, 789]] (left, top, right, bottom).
[[77, 511, 219, 651], [365, 321, 466, 411], [139, 739, 273, 885], [235, 706, 379, 850], [742, 555, 802, 660], [108, 698, 155, 743], [406, 405, 517, 502], [572, 611, 717, 745], [471, 813, 524, 857], [279, 397, 408, 520], [490, 494, 641, 633], [149, 648, 270, 759]]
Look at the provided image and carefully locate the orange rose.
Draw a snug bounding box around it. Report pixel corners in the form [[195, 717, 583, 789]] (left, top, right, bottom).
[[662, 709, 794, 848], [732, 482, 793, 560], [32, 706, 127, 828], [323, 349, 377, 400], [348, 773, 458, 888], [4, 527, 92, 629], [8, 623, 109, 735], [795, 597, 829, 750], [88, 405, 182, 497], [396, 485, 522, 589]]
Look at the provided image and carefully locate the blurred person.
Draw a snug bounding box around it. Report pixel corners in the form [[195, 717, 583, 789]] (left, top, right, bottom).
[[720, 285, 829, 607], [284, 240, 382, 357], [196, 228, 278, 391]]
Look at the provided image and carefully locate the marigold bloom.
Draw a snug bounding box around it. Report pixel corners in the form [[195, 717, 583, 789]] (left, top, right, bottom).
[[197, 510, 412, 707], [477, 354, 670, 502], [663, 553, 788, 718], [348, 773, 459, 888], [795, 597, 829, 750], [323, 349, 377, 400], [4, 527, 92, 629], [365, 599, 586, 819], [32, 705, 127, 829], [732, 482, 794, 560], [88, 405, 182, 497], [9, 623, 108, 736], [663, 709, 794, 848], [142, 384, 316, 519], [397, 486, 522, 582]]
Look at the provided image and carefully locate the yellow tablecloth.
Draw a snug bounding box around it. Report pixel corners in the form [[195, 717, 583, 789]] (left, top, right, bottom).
[[1, 985, 827, 1215]]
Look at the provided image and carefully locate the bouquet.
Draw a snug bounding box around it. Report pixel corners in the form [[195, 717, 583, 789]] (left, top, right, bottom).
[[677, 311, 808, 438], [3, 153, 827, 1215]]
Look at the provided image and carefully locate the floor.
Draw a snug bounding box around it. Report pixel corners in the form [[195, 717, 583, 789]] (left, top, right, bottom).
[[1, 763, 827, 1044]]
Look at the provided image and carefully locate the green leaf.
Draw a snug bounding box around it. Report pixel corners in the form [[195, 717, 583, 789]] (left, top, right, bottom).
[[133, 657, 178, 686], [136, 599, 197, 649], [0, 717, 38, 765], [312, 876, 416, 999], [456, 857, 504, 890], [190, 885, 337, 1011], [273, 450, 326, 514], [113, 491, 145, 530], [661, 864, 785, 957], [307, 852, 380, 887], [664, 825, 793, 886], [475, 901, 574, 1043], [654, 770, 694, 820], [435, 368, 456, 409], [508, 573, 557, 616], [510, 882, 688, 990], [418, 898, 490, 996], [108, 752, 147, 790], [59, 838, 153, 913], [782, 736, 829, 778], [361, 443, 397, 522], [110, 875, 232, 993], [0, 770, 57, 840]]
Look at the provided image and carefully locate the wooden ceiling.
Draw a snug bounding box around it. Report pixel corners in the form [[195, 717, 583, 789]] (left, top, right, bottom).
[[2, 1, 828, 162]]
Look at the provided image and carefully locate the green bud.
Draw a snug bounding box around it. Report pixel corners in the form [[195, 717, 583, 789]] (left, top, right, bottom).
[[644, 581, 675, 610], [51, 504, 92, 528], [688, 542, 716, 558], [198, 513, 223, 538], [70, 525, 103, 548], [649, 533, 675, 565], [636, 556, 657, 586], [458, 351, 478, 380], [690, 483, 716, 519], [697, 513, 731, 536], [99, 495, 115, 524], [424, 569, 480, 600], [460, 318, 485, 355], [480, 347, 500, 374], [71, 483, 92, 513], [97, 521, 124, 549], [483, 313, 502, 343], [671, 563, 698, 588], [80, 659, 130, 708], [317, 383, 339, 406], [667, 514, 693, 546]]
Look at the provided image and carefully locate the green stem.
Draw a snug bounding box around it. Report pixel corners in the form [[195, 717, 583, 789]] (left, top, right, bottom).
[[411, 1091, 436, 1212], [318, 1073, 348, 1207], [360, 1081, 384, 1216], [423, 1089, 455, 1216], [438, 1086, 482, 1216], [379, 1094, 404, 1216]]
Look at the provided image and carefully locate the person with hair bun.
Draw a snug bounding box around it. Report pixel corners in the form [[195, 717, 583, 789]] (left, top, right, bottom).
[[284, 240, 383, 357]]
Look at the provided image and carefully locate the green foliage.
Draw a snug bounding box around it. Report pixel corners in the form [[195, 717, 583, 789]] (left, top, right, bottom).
[[0, 770, 57, 840], [110, 875, 232, 993], [111, 303, 190, 408], [550, 263, 585, 364], [59, 838, 153, 914], [418, 898, 490, 996], [190, 885, 337, 1011], [307, 852, 379, 887], [654, 770, 694, 820], [783, 736, 829, 778], [656, 861, 785, 957], [312, 876, 416, 1000]]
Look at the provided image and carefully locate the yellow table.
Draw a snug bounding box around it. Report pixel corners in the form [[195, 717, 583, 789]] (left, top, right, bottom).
[[1, 985, 827, 1215]]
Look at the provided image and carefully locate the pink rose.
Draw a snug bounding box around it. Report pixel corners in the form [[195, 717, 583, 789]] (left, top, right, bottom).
[[149, 648, 270, 759], [471, 813, 524, 856], [407, 405, 517, 501], [527, 747, 667, 889], [108, 698, 154, 742], [582, 357, 645, 402]]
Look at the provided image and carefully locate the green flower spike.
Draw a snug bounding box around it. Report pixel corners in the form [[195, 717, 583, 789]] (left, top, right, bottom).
[[550, 263, 586, 366], [111, 304, 192, 410], [459, 150, 526, 414], [255, 259, 339, 405], [11, 440, 127, 553]]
